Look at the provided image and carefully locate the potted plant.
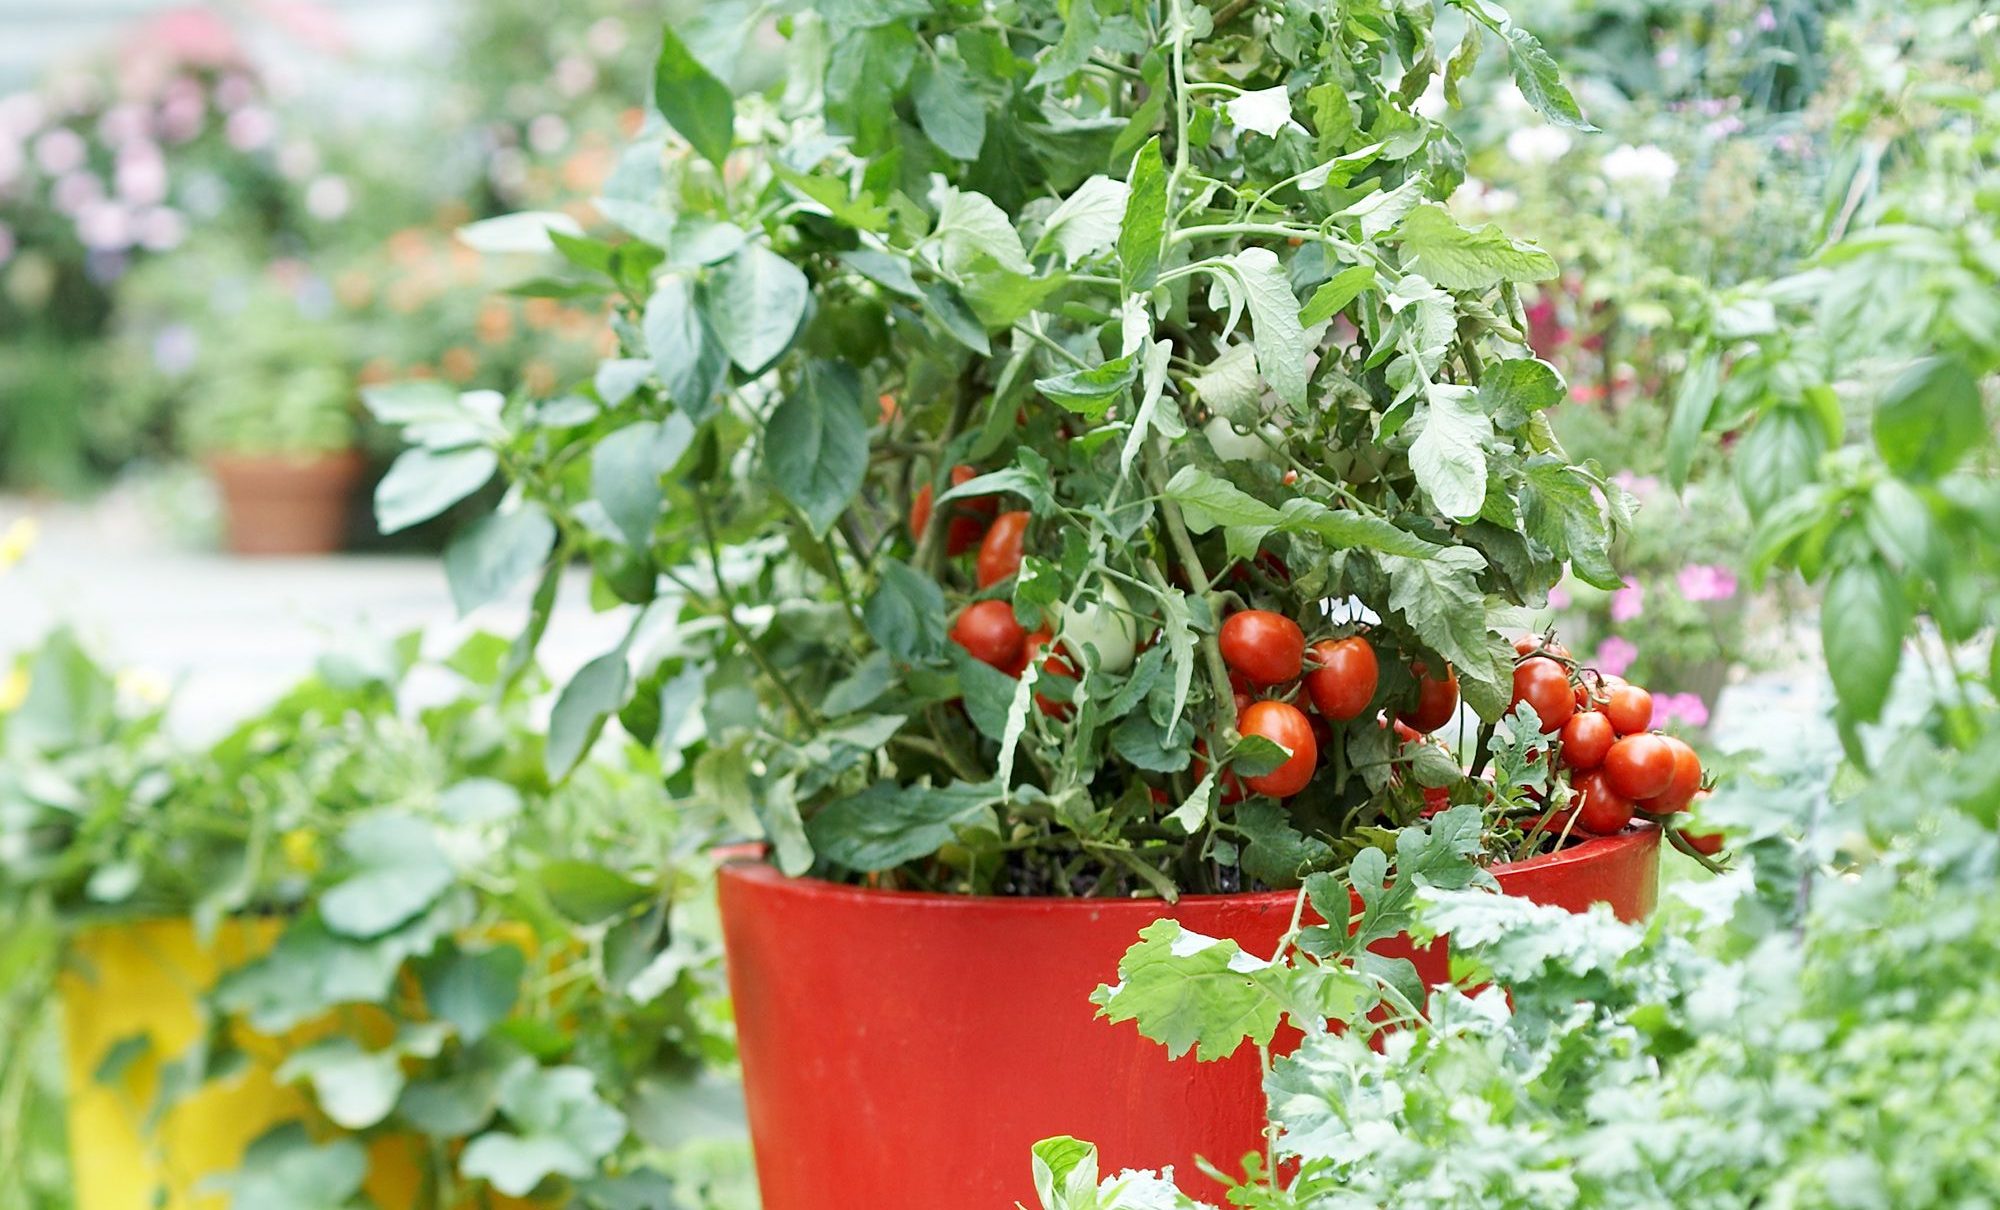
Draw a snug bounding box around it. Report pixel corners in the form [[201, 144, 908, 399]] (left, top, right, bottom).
[[0, 630, 749, 1209], [369, 1, 1705, 1203], [164, 274, 362, 554]]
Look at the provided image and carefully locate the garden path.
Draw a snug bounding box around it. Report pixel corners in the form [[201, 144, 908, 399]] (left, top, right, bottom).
[[0, 492, 628, 739], [0, 491, 1835, 752]]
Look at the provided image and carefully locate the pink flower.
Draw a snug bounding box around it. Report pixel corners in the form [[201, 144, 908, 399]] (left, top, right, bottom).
[[144, 7, 243, 67], [554, 55, 598, 99], [157, 87, 207, 143], [34, 127, 86, 175], [51, 171, 104, 215], [1652, 692, 1710, 730], [1610, 470, 1659, 500], [527, 114, 570, 154], [225, 106, 276, 151], [1610, 577, 1645, 623], [115, 146, 168, 205], [1755, 6, 1779, 31], [1547, 584, 1573, 612], [1676, 563, 1738, 603], [76, 200, 134, 250], [98, 103, 152, 147], [213, 74, 258, 113], [135, 206, 187, 251], [1594, 636, 1638, 679], [0, 93, 46, 139]]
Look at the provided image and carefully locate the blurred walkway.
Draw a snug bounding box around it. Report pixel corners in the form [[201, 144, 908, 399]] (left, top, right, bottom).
[[1, 491, 1836, 751], [0, 492, 627, 739]]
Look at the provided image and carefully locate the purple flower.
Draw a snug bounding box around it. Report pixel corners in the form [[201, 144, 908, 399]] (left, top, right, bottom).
[[1652, 692, 1710, 730], [33, 126, 86, 175], [1547, 584, 1573, 612], [1755, 6, 1778, 31], [1595, 636, 1638, 679], [1610, 577, 1645, 623], [1677, 563, 1739, 603]]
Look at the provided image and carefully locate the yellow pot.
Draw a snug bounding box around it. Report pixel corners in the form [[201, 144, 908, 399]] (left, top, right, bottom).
[[59, 919, 540, 1210]]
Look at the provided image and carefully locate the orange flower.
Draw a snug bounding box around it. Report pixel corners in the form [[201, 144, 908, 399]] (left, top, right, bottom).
[[356, 357, 396, 386], [441, 347, 479, 382], [388, 228, 429, 266], [522, 297, 561, 329], [619, 106, 645, 137], [523, 359, 556, 395], [476, 300, 514, 345]]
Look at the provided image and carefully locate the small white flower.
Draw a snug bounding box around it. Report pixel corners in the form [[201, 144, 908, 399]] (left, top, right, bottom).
[[1601, 142, 1678, 195], [0, 92, 45, 139], [76, 199, 134, 250], [305, 174, 350, 220], [554, 55, 597, 99], [527, 113, 569, 154], [1505, 124, 1572, 165], [277, 139, 319, 179], [587, 17, 629, 58], [136, 207, 188, 252], [225, 106, 276, 152]]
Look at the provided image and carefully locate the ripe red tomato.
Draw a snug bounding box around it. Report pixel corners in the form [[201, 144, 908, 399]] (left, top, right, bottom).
[[949, 599, 1026, 672], [1510, 656, 1576, 734], [1572, 771, 1634, 835], [1640, 736, 1702, 813], [976, 510, 1030, 587], [1602, 734, 1675, 801], [1238, 700, 1318, 798], [910, 466, 998, 556], [1513, 635, 1571, 659], [1560, 710, 1614, 770], [1397, 662, 1460, 734], [1219, 610, 1306, 687], [1304, 637, 1378, 720], [1603, 683, 1654, 735], [1024, 630, 1077, 717]]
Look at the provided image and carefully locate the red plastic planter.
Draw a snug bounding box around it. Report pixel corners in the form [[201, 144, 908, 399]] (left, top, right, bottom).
[[718, 826, 1659, 1209]]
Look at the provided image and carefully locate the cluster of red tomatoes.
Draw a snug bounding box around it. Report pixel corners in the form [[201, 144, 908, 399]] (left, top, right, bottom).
[[923, 468, 1084, 710], [921, 463, 1723, 856], [1505, 637, 1716, 848]]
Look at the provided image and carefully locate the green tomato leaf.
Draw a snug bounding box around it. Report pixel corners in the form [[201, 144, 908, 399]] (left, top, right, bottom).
[[1276, 498, 1443, 559], [704, 244, 811, 376], [374, 446, 497, 536], [1230, 248, 1310, 409], [1035, 175, 1130, 266], [1411, 383, 1492, 519], [1035, 354, 1138, 418], [1392, 203, 1558, 292], [546, 646, 633, 779], [1162, 466, 1283, 532], [276, 1039, 405, 1130], [643, 277, 730, 422], [1235, 799, 1335, 888], [805, 780, 1000, 872], [653, 23, 735, 167], [1499, 25, 1595, 131], [764, 360, 869, 535], [1119, 138, 1167, 291], [932, 184, 1032, 276], [445, 506, 557, 617], [914, 56, 986, 160], [865, 560, 949, 665], [1299, 263, 1376, 327], [590, 417, 695, 549]]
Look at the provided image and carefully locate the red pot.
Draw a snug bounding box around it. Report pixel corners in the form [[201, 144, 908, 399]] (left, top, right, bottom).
[[207, 451, 364, 556], [718, 826, 1659, 1209]]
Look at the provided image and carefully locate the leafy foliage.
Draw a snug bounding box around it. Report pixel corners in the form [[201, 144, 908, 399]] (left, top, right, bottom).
[[0, 632, 747, 1208], [379, 0, 1627, 897]]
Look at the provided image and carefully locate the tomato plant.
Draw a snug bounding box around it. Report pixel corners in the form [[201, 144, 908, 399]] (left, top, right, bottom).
[[370, 0, 1640, 894]]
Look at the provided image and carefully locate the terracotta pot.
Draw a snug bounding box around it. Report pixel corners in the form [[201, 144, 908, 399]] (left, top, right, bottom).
[[206, 451, 364, 556], [718, 826, 1659, 1209]]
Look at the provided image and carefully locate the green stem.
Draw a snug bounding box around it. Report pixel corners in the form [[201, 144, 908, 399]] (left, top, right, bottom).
[[1145, 443, 1240, 737], [693, 495, 823, 729]]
